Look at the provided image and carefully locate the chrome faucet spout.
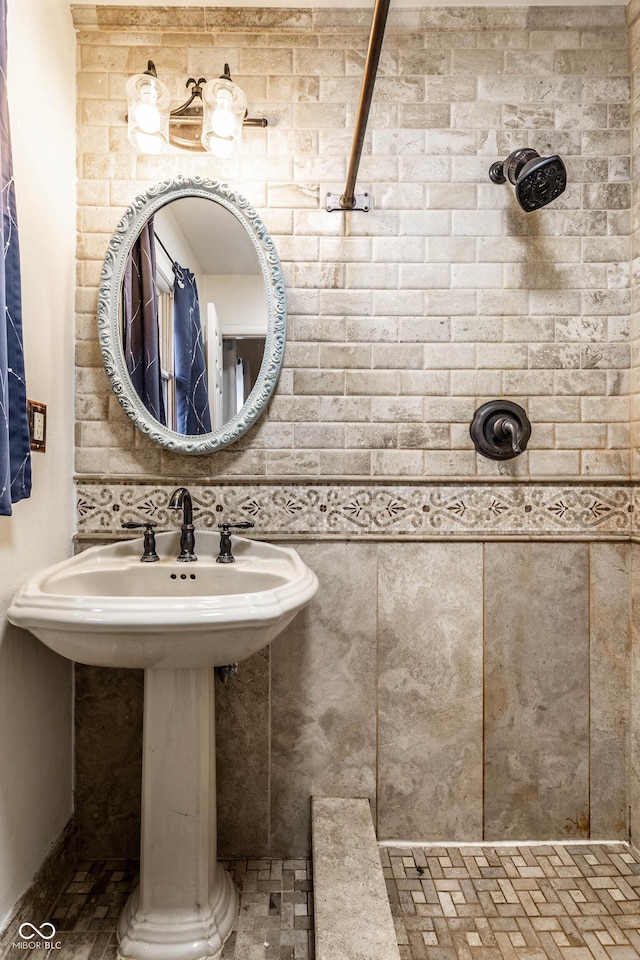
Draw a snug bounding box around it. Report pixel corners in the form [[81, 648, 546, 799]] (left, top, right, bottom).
[[169, 487, 197, 561]]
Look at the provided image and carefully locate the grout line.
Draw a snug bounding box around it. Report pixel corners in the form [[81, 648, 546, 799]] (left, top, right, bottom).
[[267, 647, 272, 855], [588, 542, 592, 838], [375, 540, 380, 840], [481, 540, 485, 843], [378, 838, 632, 849]]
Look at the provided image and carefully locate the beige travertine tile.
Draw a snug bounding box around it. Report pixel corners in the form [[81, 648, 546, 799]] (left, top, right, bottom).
[[267, 450, 320, 475], [527, 449, 581, 475], [582, 449, 631, 475], [270, 542, 378, 857], [318, 450, 370, 474], [424, 449, 477, 474], [74, 666, 144, 859], [377, 543, 483, 840], [484, 543, 590, 840], [589, 543, 630, 839], [74, 447, 110, 474], [631, 545, 640, 842], [216, 649, 270, 858]]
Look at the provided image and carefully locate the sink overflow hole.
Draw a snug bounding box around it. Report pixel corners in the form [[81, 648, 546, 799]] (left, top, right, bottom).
[[169, 573, 197, 580]]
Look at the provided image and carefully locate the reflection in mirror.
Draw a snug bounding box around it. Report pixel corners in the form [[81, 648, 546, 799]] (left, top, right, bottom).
[[122, 196, 267, 435], [98, 177, 286, 455]]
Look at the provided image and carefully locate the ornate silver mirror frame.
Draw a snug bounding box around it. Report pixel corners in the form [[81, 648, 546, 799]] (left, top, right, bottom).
[[97, 176, 286, 454]]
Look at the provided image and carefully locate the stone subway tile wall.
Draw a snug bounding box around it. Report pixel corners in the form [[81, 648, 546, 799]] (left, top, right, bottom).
[[71, 4, 640, 856], [630, 0, 640, 478], [74, 4, 632, 481], [628, 0, 640, 846]]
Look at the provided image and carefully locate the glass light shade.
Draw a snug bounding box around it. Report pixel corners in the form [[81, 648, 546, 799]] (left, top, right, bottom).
[[126, 73, 171, 154], [201, 77, 247, 158]]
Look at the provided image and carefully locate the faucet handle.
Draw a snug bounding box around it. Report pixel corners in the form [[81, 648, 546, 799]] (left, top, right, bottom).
[[469, 400, 531, 460], [216, 521, 255, 564], [218, 521, 255, 533], [494, 417, 522, 456], [121, 521, 159, 563]]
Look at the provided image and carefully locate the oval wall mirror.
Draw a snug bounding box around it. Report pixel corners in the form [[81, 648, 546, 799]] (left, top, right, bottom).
[[98, 176, 286, 454]]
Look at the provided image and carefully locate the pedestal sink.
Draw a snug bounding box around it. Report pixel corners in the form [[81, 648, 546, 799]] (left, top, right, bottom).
[[8, 531, 318, 960]]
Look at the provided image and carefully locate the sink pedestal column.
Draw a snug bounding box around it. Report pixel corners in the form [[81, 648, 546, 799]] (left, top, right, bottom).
[[117, 668, 237, 960]]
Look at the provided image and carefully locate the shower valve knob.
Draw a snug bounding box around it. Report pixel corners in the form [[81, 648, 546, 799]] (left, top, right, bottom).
[[470, 401, 531, 461]]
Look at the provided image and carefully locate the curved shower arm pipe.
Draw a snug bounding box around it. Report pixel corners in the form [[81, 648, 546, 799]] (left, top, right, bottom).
[[326, 0, 391, 212]]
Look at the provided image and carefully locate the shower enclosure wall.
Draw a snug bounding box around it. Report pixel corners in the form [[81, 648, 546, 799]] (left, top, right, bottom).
[[73, 3, 640, 858]]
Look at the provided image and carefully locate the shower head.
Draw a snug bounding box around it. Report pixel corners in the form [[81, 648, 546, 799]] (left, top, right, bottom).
[[489, 148, 567, 212]]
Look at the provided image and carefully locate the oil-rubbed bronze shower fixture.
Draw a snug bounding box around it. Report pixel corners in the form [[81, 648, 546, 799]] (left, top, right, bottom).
[[470, 401, 531, 460], [489, 148, 566, 212]]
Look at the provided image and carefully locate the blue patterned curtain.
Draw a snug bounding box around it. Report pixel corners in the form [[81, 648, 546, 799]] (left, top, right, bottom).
[[0, 0, 30, 515], [173, 263, 211, 436], [122, 217, 166, 426]]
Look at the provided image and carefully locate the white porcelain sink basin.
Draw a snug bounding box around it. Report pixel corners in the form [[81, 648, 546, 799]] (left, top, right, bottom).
[[9, 526, 318, 960], [8, 531, 318, 669]]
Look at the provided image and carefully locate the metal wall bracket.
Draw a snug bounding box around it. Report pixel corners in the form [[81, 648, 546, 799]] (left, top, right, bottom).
[[326, 192, 370, 213]]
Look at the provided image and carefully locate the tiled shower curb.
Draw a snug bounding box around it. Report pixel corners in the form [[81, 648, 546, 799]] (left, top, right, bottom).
[[312, 797, 401, 960]]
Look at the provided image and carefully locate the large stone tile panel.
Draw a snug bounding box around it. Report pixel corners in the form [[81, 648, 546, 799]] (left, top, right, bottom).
[[215, 648, 270, 858], [270, 541, 378, 858], [630, 544, 640, 844], [377, 542, 484, 841], [74, 665, 143, 859], [590, 542, 630, 839], [484, 543, 590, 840]]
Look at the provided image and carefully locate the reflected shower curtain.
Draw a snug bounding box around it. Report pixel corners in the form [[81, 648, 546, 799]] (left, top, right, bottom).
[[122, 217, 166, 425], [0, 0, 30, 516], [173, 263, 211, 435]]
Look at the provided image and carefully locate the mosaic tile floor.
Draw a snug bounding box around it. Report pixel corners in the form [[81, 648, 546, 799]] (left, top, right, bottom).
[[7, 844, 638, 960], [3, 859, 313, 960], [383, 843, 640, 960], [221, 859, 314, 960]]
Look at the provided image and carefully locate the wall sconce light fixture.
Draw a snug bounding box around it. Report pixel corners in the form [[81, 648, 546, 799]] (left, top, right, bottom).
[[126, 61, 267, 158]]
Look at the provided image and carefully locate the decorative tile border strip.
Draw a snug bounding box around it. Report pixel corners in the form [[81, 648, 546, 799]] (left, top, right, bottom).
[[76, 480, 636, 540]]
